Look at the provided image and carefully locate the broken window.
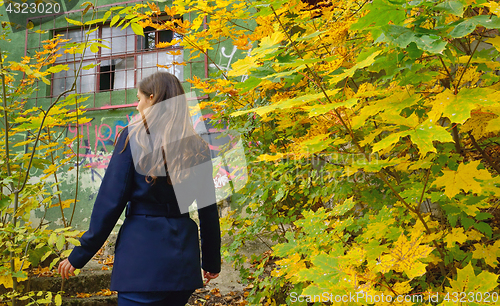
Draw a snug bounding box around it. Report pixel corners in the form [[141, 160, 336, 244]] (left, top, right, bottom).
[[52, 22, 184, 97]]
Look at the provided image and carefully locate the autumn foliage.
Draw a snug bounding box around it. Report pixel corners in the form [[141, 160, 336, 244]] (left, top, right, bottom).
[[2, 0, 500, 304], [150, 0, 500, 304]]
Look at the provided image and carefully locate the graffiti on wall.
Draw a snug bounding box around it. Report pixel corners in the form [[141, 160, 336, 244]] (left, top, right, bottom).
[[209, 45, 251, 82], [64, 112, 135, 184], [65, 110, 247, 199]]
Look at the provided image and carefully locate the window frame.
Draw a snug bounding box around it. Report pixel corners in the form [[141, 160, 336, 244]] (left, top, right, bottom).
[[24, 1, 208, 110], [51, 20, 184, 97]]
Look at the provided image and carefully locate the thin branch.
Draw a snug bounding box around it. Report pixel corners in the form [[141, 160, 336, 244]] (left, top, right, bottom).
[[455, 29, 485, 93], [438, 55, 455, 91], [469, 132, 500, 175]]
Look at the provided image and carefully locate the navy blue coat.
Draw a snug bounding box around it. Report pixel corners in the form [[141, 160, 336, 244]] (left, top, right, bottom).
[[68, 127, 221, 292]]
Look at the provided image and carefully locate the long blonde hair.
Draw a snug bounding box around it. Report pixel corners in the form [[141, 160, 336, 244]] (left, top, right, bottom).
[[121, 72, 210, 185]]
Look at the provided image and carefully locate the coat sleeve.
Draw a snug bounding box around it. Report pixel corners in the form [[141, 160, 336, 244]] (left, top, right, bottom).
[[195, 149, 222, 274], [68, 127, 134, 269]]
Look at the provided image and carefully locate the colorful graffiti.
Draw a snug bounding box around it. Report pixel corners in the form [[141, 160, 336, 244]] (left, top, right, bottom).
[[64, 112, 136, 183]]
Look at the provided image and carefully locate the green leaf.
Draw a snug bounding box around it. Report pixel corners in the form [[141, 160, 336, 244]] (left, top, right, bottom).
[[48, 233, 57, 245], [406, 120, 453, 155], [474, 222, 492, 238], [12, 271, 27, 279], [234, 77, 262, 93], [331, 197, 355, 216], [49, 257, 59, 269], [435, 0, 466, 17], [450, 15, 500, 38], [40, 250, 52, 262], [383, 25, 416, 48], [56, 234, 65, 251], [47, 65, 69, 74], [372, 132, 403, 152], [131, 22, 144, 36], [449, 19, 477, 38], [66, 237, 81, 246], [350, 0, 407, 40], [0, 198, 9, 210], [28, 246, 51, 267], [304, 98, 358, 118], [415, 35, 447, 54]]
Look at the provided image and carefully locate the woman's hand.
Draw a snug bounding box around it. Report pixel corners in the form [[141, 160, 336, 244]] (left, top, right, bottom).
[[58, 258, 76, 280], [203, 270, 219, 285]]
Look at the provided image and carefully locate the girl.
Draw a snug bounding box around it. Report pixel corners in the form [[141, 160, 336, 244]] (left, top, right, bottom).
[[58, 72, 221, 306]]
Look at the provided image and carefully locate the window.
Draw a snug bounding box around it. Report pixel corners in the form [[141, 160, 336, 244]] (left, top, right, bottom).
[[52, 23, 184, 97]]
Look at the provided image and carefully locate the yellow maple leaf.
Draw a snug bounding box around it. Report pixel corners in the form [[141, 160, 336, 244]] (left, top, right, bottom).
[[485, 115, 500, 133], [466, 229, 484, 241], [432, 160, 492, 198], [462, 111, 498, 139], [228, 56, 258, 77], [251, 31, 286, 59], [471, 241, 500, 268], [377, 234, 434, 279], [443, 227, 468, 248], [410, 216, 442, 243], [427, 88, 494, 124], [392, 280, 412, 295], [344, 245, 367, 265], [256, 152, 286, 162], [446, 263, 498, 294]]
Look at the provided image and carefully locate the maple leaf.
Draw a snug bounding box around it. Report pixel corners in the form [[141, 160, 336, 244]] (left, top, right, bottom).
[[443, 227, 468, 248], [432, 160, 492, 198], [251, 31, 286, 58], [377, 234, 434, 279], [462, 111, 498, 139], [392, 280, 412, 295], [298, 133, 334, 154], [299, 252, 346, 295], [428, 88, 496, 124], [371, 119, 453, 155], [405, 120, 453, 155], [228, 56, 258, 77], [446, 263, 498, 297], [471, 240, 500, 268]]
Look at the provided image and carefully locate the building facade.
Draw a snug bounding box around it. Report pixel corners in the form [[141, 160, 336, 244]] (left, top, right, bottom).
[[1, 0, 243, 231]]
